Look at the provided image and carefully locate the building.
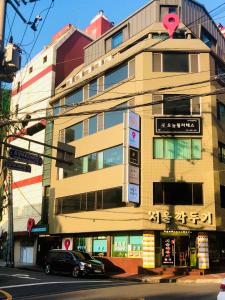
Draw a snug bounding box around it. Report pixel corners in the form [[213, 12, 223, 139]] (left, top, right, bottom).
[[4, 11, 114, 267], [47, 0, 225, 274]]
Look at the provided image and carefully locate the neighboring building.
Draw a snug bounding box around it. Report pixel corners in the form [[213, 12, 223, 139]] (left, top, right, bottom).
[[48, 0, 225, 274], [4, 11, 113, 267]]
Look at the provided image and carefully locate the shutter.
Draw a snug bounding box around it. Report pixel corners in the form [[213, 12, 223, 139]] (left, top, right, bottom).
[[83, 119, 89, 136], [59, 129, 65, 142], [128, 59, 135, 77], [83, 85, 89, 101], [153, 53, 162, 72], [97, 113, 104, 131], [105, 38, 112, 53], [192, 97, 200, 115], [152, 94, 163, 115], [98, 76, 104, 93], [190, 54, 199, 73]]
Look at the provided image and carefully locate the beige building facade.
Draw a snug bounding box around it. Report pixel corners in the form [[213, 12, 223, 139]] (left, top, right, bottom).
[[42, 0, 225, 273]]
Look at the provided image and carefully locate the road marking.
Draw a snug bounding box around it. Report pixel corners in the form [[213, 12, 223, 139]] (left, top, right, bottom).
[[0, 289, 13, 300], [0, 273, 40, 280], [0, 280, 111, 289]]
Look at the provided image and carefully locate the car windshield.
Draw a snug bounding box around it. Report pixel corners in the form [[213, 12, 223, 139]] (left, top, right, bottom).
[[73, 251, 92, 261]]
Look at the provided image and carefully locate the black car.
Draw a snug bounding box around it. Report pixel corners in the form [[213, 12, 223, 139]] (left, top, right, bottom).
[[44, 249, 105, 278]]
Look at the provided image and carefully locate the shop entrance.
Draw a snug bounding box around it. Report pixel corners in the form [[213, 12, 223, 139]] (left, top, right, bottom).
[[161, 234, 190, 267]]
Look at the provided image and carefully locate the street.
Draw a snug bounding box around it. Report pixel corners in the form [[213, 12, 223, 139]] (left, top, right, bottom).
[[0, 267, 219, 300]]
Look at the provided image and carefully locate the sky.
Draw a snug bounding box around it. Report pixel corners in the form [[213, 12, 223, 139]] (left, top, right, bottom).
[[4, 0, 225, 66]]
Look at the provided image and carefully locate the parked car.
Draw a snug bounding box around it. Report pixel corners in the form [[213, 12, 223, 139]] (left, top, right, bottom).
[[44, 249, 105, 278], [218, 279, 225, 300]]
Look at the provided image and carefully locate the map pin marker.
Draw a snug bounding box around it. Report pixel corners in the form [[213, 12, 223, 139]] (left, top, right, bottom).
[[163, 13, 180, 39], [64, 239, 71, 250]]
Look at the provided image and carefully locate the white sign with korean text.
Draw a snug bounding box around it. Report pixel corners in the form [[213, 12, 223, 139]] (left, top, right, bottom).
[[128, 184, 139, 204], [129, 111, 140, 132]]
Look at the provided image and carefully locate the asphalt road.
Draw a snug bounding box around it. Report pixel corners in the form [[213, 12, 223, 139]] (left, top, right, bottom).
[[0, 267, 220, 300]]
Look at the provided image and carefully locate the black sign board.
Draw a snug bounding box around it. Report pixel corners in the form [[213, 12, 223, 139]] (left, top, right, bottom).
[[162, 237, 175, 265], [155, 117, 202, 135], [4, 160, 31, 173], [129, 148, 140, 166], [9, 148, 43, 166]]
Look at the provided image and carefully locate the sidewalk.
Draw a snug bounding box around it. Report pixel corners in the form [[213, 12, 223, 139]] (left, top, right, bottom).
[[0, 260, 224, 284]]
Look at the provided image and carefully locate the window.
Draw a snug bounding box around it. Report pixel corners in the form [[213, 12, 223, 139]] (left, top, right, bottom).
[[153, 182, 203, 205], [52, 101, 60, 116], [63, 145, 123, 179], [112, 30, 123, 49], [89, 79, 97, 98], [217, 101, 225, 122], [153, 53, 195, 73], [112, 234, 143, 258], [160, 5, 178, 20], [43, 56, 47, 63], [154, 138, 201, 160], [56, 187, 123, 214], [220, 185, 225, 208], [104, 62, 128, 89], [103, 145, 123, 168], [219, 142, 225, 163], [89, 116, 97, 135], [65, 122, 83, 143], [201, 27, 216, 50], [152, 94, 200, 116], [164, 53, 188, 72], [104, 109, 124, 129], [65, 88, 83, 106]]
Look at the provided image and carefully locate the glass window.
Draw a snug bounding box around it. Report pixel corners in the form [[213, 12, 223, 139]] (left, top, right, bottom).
[[61, 195, 81, 213], [153, 182, 203, 205], [87, 192, 95, 211], [163, 94, 190, 115], [83, 156, 88, 173], [89, 116, 97, 135], [88, 153, 97, 172], [52, 101, 60, 116], [65, 88, 83, 106], [201, 28, 216, 49], [65, 122, 83, 143], [104, 62, 128, 89], [97, 152, 103, 169], [103, 145, 123, 168], [93, 239, 107, 255], [219, 142, 225, 163], [103, 187, 122, 209], [217, 101, 225, 122], [220, 185, 225, 208], [89, 79, 98, 98], [112, 236, 128, 257], [104, 110, 123, 129], [153, 138, 201, 160], [163, 53, 189, 72], [112, 30, 123, 49]]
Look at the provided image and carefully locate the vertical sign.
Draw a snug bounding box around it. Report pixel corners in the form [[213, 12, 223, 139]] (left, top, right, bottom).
[[125, 111, 141, 204], [161, 238, 175, 265], [143, 233, 155, 268], [197, 234, 209, 269]]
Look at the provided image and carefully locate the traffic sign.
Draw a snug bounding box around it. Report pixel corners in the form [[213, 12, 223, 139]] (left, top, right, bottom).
[[3, 160, 31, 173], [9, 148, 42, 166]]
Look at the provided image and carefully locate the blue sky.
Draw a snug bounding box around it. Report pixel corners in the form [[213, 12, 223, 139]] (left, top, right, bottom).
[[4, 0, 225, 65]]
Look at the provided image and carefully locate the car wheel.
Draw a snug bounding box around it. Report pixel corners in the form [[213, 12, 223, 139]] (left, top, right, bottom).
[[72, 266, 80, 278], [45, 264, 51, 275]]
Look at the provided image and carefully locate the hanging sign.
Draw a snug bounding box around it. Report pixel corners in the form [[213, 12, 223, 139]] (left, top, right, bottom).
[[162, 237, 175, 265]]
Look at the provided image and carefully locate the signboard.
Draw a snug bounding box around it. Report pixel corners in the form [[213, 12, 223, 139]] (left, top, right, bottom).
[[143, 233, 155, 268], [62, 237, 73, 250], [129, 111, 140, 131], [154, 117, 202, 135], [9, 148, 43, 166], [129, 129, 140, 149], [128, 183, 139, 204], [129, 148, 139, 166], [129, 165, 139, 184], [4, 160, 31, 173], [31, 225, 48, 233], [197, 234, 209, 269], [162, 237, 175, 265]]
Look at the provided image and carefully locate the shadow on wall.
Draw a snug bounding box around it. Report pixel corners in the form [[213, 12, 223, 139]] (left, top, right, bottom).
[[94, 257, 125, 275]]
